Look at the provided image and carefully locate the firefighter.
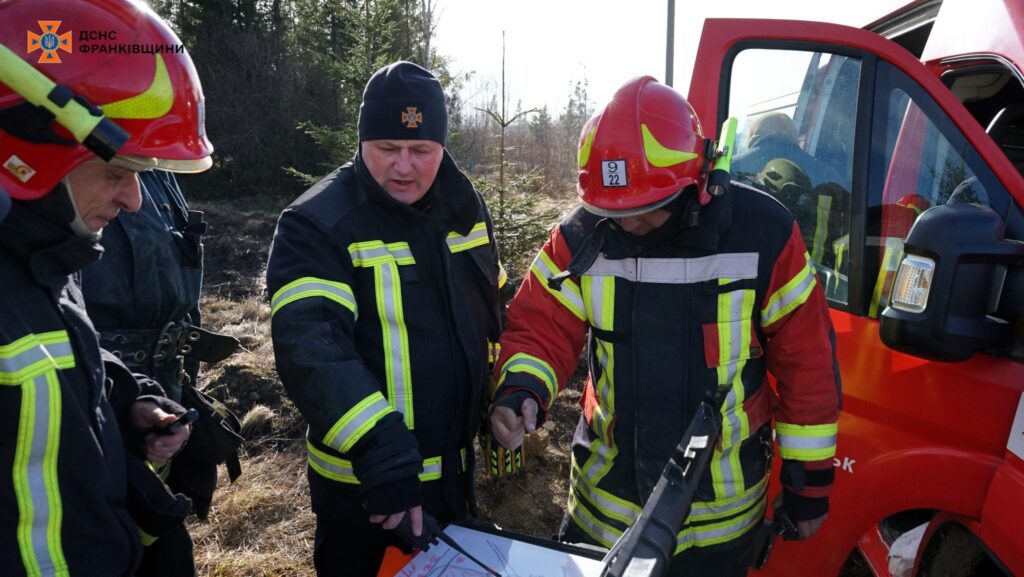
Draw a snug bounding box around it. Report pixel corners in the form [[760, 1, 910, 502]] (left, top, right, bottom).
[[79, 168, 244, 575], [267, 61, 503, 577], [733, 111, 846, 190], [80, 168, 244, 525], [0, 0, 212, 574], [489, 77, 841, 576]]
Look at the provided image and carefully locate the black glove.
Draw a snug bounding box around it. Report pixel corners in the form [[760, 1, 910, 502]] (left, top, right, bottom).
[[780, 460, 833, 522], [350, 414, 423, 515]]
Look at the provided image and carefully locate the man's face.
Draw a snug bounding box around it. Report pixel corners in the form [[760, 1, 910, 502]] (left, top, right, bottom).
[[361, 139, 444, 204], [614, 208, 673, 236], [66, 161, 142, 232]]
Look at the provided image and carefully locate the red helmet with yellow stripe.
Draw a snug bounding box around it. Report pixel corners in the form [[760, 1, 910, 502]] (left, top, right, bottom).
[[577, 76, 707, 217], [0, 0, 212, 201]]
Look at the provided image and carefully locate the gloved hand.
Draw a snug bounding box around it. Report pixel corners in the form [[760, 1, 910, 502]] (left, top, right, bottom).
[[351, 415, 423, 518], [772, 491, 827, 540], [777, 459, 833, 540], [488, 393, 538, 450]]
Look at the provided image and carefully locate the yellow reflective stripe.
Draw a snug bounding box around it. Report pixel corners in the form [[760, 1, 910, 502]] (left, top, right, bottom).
[[306, 440, 447, 484], [421, 457, 442, 481], [712, 282, 755, 499], [869, 238, 904, 318], [582, 273, 617, 457], [322, 392, 393, 453], [570, 460, 639, 526], [777, 422, 838, 460], [641, 124, 699, 168], [530, 250, 586, 321], [101, 55, 173, 120], [761, 254, 816, 326], [497, 353, 558, 407], [307, 441, 357, 483], [578, 125, 597, 168], [580, 436, 617, 487], [270, 277, 357, 318], [0, 331, 75, 385], [567, 490, 623, 548], [832, 234, 849, 292], [674, 490, 766, 553], [348, 241, 416, 267], [14, 370, 67, 575], [373, 262, 413, 426], [139, 529, 159, 547], [497, 261, 508, 289], [446, 222, 489, 253], [690, 475, 769, 522], [811, 195, 833, 263]]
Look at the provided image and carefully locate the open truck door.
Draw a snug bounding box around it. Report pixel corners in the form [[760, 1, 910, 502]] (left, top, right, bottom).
[[688, 18, 1024, 577]]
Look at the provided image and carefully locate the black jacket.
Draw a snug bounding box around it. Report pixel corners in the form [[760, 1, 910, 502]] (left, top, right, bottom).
[[0, 199, 167, 576], [267, 152, 501, 521]]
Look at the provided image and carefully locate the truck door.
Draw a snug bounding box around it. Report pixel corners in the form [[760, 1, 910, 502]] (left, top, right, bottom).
[[687, 18, 1024, 577]]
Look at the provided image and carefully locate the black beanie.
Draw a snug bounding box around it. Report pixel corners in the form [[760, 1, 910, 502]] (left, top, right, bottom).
[[358, 61, 448, 146]]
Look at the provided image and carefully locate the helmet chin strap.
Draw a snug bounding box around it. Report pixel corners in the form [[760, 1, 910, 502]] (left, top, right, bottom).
[[62, 177, 102, 241]]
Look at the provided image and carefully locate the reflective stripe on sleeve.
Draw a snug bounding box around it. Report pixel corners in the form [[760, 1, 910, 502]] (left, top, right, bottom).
[[322, 392, 393, 453], [270, 277, 357, 318], [530, 250, 586, 320], [1, 332, 72, 575], [762, 253, 816, 326], [776, 422, 838, 460], [497, 353, 558, 407]]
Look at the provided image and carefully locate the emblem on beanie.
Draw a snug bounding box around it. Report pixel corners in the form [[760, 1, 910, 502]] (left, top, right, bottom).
[[402, 107, 423, 128]]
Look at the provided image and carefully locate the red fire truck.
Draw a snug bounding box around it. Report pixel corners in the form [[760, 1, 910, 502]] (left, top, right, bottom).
[[685, 1, 1024, 575]]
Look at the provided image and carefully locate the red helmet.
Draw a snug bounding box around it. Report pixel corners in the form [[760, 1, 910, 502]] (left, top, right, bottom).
[[577, 76, 707, 217], [0, 0, 212, 200]]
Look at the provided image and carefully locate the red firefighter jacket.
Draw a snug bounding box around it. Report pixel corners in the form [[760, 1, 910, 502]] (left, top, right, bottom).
[[493, 184, 841, 553]]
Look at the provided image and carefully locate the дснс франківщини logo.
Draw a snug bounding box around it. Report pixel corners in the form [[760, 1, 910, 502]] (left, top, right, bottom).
[[27, 21, 72, 64]]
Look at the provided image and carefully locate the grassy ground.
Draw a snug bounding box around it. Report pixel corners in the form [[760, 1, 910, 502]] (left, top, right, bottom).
[[187, 198, 578, 575]]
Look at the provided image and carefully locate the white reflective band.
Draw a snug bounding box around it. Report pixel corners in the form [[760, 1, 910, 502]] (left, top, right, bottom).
[[0, 334, 74, 385], [500, 354, 558, 403], [348, 241, 416, 267], [447, 222, 489, 253], [374, 262, 413, 424], [270, 277, 356, 318], [322, 393, 392, 453], [531, 251, 586, 320], [777, 433, 837, 451], [587, 253, 759, 284], [762, 256, 816, 326]]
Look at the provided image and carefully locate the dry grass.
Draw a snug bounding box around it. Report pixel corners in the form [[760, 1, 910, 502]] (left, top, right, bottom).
[[189, 446, 314, 576]]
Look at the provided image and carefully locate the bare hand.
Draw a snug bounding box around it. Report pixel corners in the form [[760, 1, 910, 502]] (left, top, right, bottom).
[[129, 401, 190, 463], [370, 505, 423, 535], [489, 397, 538, 450], [771, 492, 827, 540]]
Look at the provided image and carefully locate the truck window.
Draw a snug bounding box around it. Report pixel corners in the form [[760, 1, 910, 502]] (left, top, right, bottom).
[[725, 46, 1022, 318], [867, 61, 1017, 318], [729, 49, 859, 304]]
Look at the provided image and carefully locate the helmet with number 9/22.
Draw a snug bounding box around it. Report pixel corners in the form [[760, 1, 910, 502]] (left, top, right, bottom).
[[0, 0, 213, 201], [576, 75, 707, 217]]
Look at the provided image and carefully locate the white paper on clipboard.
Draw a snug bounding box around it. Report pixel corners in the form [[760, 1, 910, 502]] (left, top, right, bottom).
[[397, 525, 605, 577]]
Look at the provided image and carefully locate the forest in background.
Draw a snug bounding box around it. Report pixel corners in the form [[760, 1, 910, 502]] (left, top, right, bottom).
[[149, 0, 593, 207]]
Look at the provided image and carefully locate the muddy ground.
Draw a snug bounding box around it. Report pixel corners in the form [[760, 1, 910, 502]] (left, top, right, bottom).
[[187, 198, 579, 576]]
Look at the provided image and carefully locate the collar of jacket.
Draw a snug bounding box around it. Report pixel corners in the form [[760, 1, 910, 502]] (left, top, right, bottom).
[[0, 198, 103, 289], [354, 149, 481, 236], [603, 189, 734, 258]]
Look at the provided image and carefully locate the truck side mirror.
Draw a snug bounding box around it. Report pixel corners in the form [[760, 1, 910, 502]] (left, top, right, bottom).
[[880, 203, 1024, 362]]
